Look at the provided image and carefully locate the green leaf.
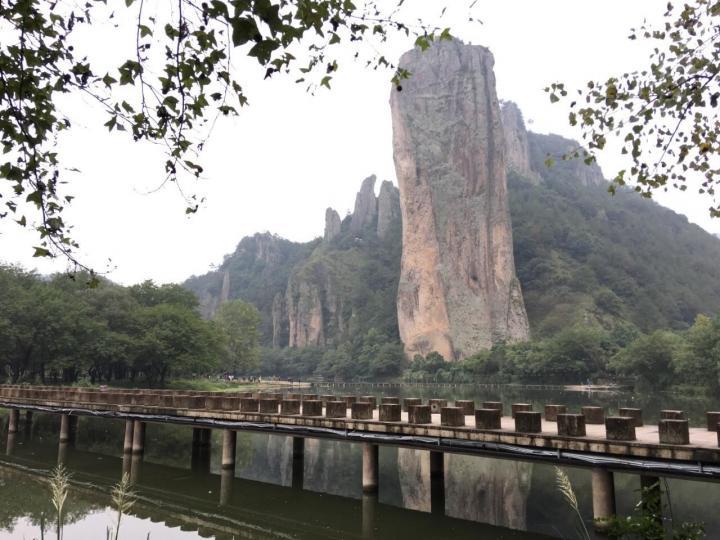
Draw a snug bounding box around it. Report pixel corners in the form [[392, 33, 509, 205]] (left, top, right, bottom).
[[33, 247, 51, 258]]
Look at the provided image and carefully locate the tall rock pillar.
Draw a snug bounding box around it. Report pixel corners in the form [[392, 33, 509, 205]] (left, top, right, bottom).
[[390, 40, 529, 360]]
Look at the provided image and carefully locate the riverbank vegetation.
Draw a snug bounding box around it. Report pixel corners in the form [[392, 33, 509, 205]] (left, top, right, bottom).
[[0, 265, 260, 386]]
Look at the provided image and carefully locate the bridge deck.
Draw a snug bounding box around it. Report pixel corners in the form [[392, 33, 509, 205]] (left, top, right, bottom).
[[2, 394, 720, 473]]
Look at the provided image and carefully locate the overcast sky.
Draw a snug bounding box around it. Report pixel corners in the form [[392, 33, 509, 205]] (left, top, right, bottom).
[[1, 0, 712, 285]]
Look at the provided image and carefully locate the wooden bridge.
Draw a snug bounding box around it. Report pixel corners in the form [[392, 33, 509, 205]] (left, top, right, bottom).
[[2, 384, 720, 530]]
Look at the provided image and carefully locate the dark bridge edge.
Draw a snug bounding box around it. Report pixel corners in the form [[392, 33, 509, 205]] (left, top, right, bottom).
[[6, 401, 720, 482]]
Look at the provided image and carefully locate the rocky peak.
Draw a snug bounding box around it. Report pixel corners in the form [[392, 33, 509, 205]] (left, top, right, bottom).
[[324, 208, 341, 242], [501, 101, 540, 184], [377, 180, 401, 239], [390, 39, 530, 360], [350, 175, 378, 233], [527, 132, 606, 187]]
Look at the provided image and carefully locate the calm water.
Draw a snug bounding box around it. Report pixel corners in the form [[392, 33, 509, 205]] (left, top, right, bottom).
[[0, 385, 718, 539]]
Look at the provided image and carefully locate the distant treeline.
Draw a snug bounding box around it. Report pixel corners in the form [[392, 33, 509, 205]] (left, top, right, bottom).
[[0, 265, 260, 385], [260, 315, 720, 391]]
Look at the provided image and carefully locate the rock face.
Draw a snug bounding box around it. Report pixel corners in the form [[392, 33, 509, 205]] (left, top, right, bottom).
[[286, 278, 325, 347], [376, 180, 401, 239], [390, 40, 530, 360], [527, 132, 606, 187], [324, 208, 341, 242], [349, 175, 378, 233], [271, 293, 287, 348], [501, 101, 540, 184]]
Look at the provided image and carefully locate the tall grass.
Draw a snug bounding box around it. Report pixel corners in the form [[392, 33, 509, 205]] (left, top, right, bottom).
[[48, 465, 70, 540], [554, 466, 591, 540], [110, 473, 136, 540]]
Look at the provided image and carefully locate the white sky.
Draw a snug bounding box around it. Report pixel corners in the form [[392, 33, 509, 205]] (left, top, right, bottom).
[[2, 0, 714, 285]]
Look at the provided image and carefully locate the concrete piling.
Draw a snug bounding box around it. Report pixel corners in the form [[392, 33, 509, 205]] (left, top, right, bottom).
[[221, 429, 236, 470], [440, 407, 465, 427], [325, 400, 347, 418], [511, 403, 532, 418], [618, 408, 644, 427], [59, 414, 71, 443], [429, 399, 448, 414], [605, 416, 636, 441], [544, 404, 567, 422], [514, 411, 542, 433], [475, 408, 501, 429], [659, 419, 690, 445], [131, 420, 146, 455], [302, 400, 322, 416], [379, 403, 401, 422], [557, 413, 586, 437], [592, 468, 616, 531], [482, 401, 503, 415], [705, 411, 720, 431], [281, 399, 301, 415], [454, 400, 475, 415], [408, 405, 431, 424], [362, 443, 379, 494], [402, 398, 422, 412], [661, 410, 685, 420], [351, 402, 374, 420], [123, 420, 135, 453]]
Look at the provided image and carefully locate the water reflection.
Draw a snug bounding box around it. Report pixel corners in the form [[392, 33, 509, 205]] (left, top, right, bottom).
[[0, 397, 719, 539]]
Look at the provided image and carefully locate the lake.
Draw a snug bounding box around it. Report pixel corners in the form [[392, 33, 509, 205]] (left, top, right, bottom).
[[0, 384, 718, 539]]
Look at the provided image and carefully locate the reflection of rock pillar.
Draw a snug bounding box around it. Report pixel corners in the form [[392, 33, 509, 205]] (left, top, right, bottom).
[[220, 467, 233, 506], [292, 436, 304, 489], [60, 414, 71, 443], [123, 420, 134, 453], [57, 441, 69, 465], [362, 494, 378, 539], [7, 410, 19, 434], [362, 443, 379, 494], [132, 420, 146, 455], [430, 451, 445, 515], [5, 433, 15, 456], [592, 468, 616, 531], [24, 410, 33, 433], [222, 429, 236, 470]]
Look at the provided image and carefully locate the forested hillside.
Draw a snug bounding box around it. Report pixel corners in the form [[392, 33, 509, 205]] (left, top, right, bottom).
[[185, 137, 720, 354]]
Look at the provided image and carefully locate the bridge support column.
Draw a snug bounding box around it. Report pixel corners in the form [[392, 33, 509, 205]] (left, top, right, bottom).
[[122, 453, 132, 477], [220, 467, 233, 506], [221, 429, 236, 470], [362, 443, 379, 494], [292, 436, 304, 490], [60, 414, 71, 443], [132, 420, 145, 455], [7, 409, 19, 434], [430, 451, 445, 515], [130, 453, 143, 484], [24, 410, 33, 432], [592, 468, 616, 532], [123, 420, 134, 453]]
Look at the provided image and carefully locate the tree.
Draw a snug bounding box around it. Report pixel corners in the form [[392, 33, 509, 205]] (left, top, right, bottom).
[[0, 1, 455, 270], [610, 330, 682, 388], [548, 1, 720, 216], [215, 299, 261, 374], [134, 302, 222, 385]]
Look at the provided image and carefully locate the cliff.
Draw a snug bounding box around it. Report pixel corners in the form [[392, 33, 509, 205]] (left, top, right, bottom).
[[390, 40, 530, 360], [501, 101, 541, 184]]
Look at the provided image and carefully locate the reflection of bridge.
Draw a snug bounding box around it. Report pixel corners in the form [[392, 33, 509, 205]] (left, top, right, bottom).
[[0, 449, 536, 540], [2, 384, 720, 531]]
